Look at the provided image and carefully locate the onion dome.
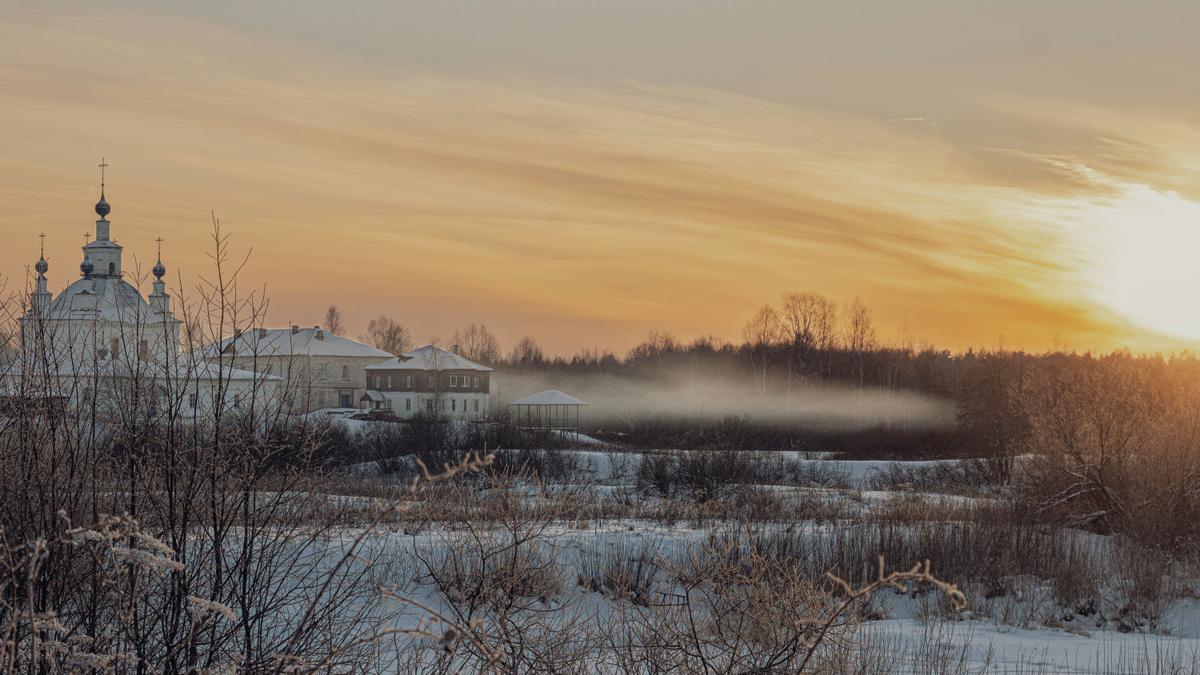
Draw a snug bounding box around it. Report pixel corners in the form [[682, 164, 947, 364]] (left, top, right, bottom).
[[81, 256, 94, 277], [35, 256, 49, 275], [153, 258, 166, 280], [95, 192, 110, 219]]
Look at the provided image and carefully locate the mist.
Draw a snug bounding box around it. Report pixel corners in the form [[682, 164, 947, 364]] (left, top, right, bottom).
[[492, 366, 956, 432]]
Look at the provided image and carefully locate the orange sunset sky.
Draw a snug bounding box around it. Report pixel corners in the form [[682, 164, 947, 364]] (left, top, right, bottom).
[[2, 1, 1199, 356]]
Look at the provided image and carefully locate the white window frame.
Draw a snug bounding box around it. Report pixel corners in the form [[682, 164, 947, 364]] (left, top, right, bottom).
[[450, 375, 458, 387]]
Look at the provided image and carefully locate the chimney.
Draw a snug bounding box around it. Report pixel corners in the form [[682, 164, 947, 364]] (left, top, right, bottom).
[[452, 344, 459, 354], [258, 328, 268, 338], [291, 324, 299, 335], [315, 329, 325, 340]]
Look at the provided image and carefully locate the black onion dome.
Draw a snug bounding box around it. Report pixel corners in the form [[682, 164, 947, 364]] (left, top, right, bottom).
[[153, 259, 166, 280], [95, 193, 110, 218], [35, 256, 49, 275], [81, 256, 94, 277]]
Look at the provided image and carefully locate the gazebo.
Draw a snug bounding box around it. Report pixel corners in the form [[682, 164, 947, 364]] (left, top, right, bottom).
[[509, 390, 587, 434]]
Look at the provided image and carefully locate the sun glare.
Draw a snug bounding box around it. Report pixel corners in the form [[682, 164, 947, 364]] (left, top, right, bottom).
[[1075, 181, 1200, 342]]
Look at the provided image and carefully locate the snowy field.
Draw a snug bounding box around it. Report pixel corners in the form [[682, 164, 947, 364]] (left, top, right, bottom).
[[310, 438, 1200, 673]]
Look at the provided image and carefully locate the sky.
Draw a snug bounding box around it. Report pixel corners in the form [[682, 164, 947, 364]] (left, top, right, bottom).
[[1, 1, 1199, 356]]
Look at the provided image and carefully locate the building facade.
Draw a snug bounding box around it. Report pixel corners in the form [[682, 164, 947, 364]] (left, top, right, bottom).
[[213, 326, 394, 412], [362, 345, 492, 420]]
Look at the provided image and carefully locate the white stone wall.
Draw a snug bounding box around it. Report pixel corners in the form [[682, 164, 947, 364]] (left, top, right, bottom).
[[226, 353, 391, 412], [377, 391, 489, 420]]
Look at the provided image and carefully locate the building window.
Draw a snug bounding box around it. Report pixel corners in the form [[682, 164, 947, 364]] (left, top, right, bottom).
[[451, 398, 456, 412], [108, 262, 115, 275], [374, 375, 381, 388], [110, 338, 121, 358], [428, 376, 434, 387], [406, 376, 412, 388], [473, 376, 479, 388], [188, 393, 198, 408], [405, 398, 412, 411], [425, 399, 433, 411], [450, 375, 458, 387], [473, 399, 479, 412], [318, 391, 326, 407], [316, 364, 328, 380], [342, 365, 349, 380], [233, 393, 241, 407]]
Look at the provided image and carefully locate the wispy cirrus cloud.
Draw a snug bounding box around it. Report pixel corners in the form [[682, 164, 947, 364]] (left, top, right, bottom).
[[1, 6, 1197, 354]]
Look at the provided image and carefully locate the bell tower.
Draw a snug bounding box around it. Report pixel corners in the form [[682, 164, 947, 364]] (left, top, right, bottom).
[[82, 158, 123, 278]]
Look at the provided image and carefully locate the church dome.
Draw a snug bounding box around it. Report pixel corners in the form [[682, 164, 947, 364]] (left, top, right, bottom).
[[95, 193, 110, 219], [153, 259, 166, 280], [35, 256, 49, 275]]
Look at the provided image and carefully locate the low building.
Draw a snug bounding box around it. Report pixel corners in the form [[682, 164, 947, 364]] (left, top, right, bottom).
[[362, 345, 492, 420], [212, 326, 393, 411]]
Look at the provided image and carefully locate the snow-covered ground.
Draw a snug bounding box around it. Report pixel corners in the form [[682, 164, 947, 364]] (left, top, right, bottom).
[[300, 520, 1200, 673], [320, 436, 1198, 671]]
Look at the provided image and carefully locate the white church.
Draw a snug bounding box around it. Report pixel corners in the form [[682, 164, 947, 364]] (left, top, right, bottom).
[[1, 170, 277, 420]]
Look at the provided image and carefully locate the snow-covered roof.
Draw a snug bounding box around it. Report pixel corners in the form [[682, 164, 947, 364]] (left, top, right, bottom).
[[509, 390, 587, 406], [365, 345, 493, 372], [360, 390, 386, 402], [210, 327, 393, 359], [46, 276, 154, 322]]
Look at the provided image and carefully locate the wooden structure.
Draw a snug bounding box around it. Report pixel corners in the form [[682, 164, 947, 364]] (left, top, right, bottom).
[[509, 390, 587, 433]]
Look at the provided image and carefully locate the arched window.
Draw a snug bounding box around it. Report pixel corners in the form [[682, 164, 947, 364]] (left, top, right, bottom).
[[108, 262, 115, 275]]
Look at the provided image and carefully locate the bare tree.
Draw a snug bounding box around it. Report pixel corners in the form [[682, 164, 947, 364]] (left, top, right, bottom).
[[843, 297, 876, 388], [508, 335, 545, 367], [323, 304, 344, 336], [743, 304, 783, 398], [362, 315, 412, 356], [780, 291, 837, 382], [452, 323, 501, 365]]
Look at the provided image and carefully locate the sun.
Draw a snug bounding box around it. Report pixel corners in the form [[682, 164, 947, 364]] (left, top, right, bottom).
[[1077, 181, 1200, 342]]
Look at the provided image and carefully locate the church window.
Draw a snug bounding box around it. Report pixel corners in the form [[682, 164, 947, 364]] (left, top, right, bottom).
[[108, 263, 115, 275], [342, 365, 349, 380]]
